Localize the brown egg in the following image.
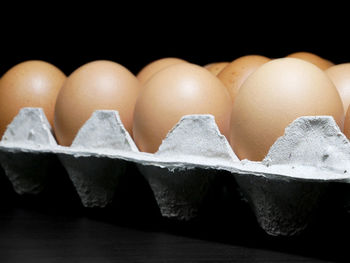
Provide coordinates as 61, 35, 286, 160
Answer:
54, 60, 139, 146
344, 106, 350, 139
286, 52, 334, 70
230, 58, 344, 161
325, 64, 350, 112
217, 55, 270, 102
204, 62, 229, 76
133, 63, 232, 153
137, 57, 187, 85
0, 60, 66, 137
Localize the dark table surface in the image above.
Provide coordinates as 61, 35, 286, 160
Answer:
0, 164, 349, 263
0, 206, 340, 263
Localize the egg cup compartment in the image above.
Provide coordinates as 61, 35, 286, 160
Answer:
235, 173, 328, 236
0, 151, 57, 195
138, 164, 218, 220
235, 115, 350, 235
1, 108, 350, 236
56, 110, 138, 208
58, 155, 127, 208
0, 108, 58, 195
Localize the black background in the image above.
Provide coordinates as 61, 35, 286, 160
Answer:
2, 38, 348, 78
1, 16, 350, 262
1, 17, 349, 77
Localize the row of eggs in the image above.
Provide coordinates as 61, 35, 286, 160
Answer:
0, 52, 348, 161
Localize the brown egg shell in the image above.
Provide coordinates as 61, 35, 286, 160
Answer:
137, 57, 187, 86
204, 62, 229, 76
325, 63, 350, 113
344, 105, 350, 139
287, 52, 334, 70
217, 55, 270, 102
0, 60, 66, 137
229, 58, 344, 161
133, 63, 232, 153
54, 60, 139, 146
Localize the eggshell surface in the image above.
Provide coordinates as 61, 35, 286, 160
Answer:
230, 58, 344, 161
344, 106, 350, 139
137, 57, 186, 85
0, 60, 66, 137
133, 63, 232, 153
217, 55, 270, 101
325, 63, 350, 112
204, 62, 229, 76
287, 52, 334, 70
54, 60, 139, 146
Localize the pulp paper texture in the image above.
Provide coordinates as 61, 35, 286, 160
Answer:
1, 108, 350, 236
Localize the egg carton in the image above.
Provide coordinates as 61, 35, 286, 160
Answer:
1, 108, 350, 236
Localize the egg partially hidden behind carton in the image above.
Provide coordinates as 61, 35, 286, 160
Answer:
137, 57, 187, 86
0, 60, 66, 138
217, 55, 270, 102
230, 58, 344, 161
133, 63, 232, 153
54, 60, 140, 146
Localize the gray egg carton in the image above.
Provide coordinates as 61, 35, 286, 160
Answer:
1, 107, 350, 236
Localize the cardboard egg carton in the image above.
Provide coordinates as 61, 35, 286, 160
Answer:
1, 107, 350, 236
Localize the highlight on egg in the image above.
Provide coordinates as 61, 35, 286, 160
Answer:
0, 60, 66, 137
133, 63, 232, 153
217, 55, 270, 102
54, 60, 139, 146
137, 57, 187, 86
229, 58, 344, 161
